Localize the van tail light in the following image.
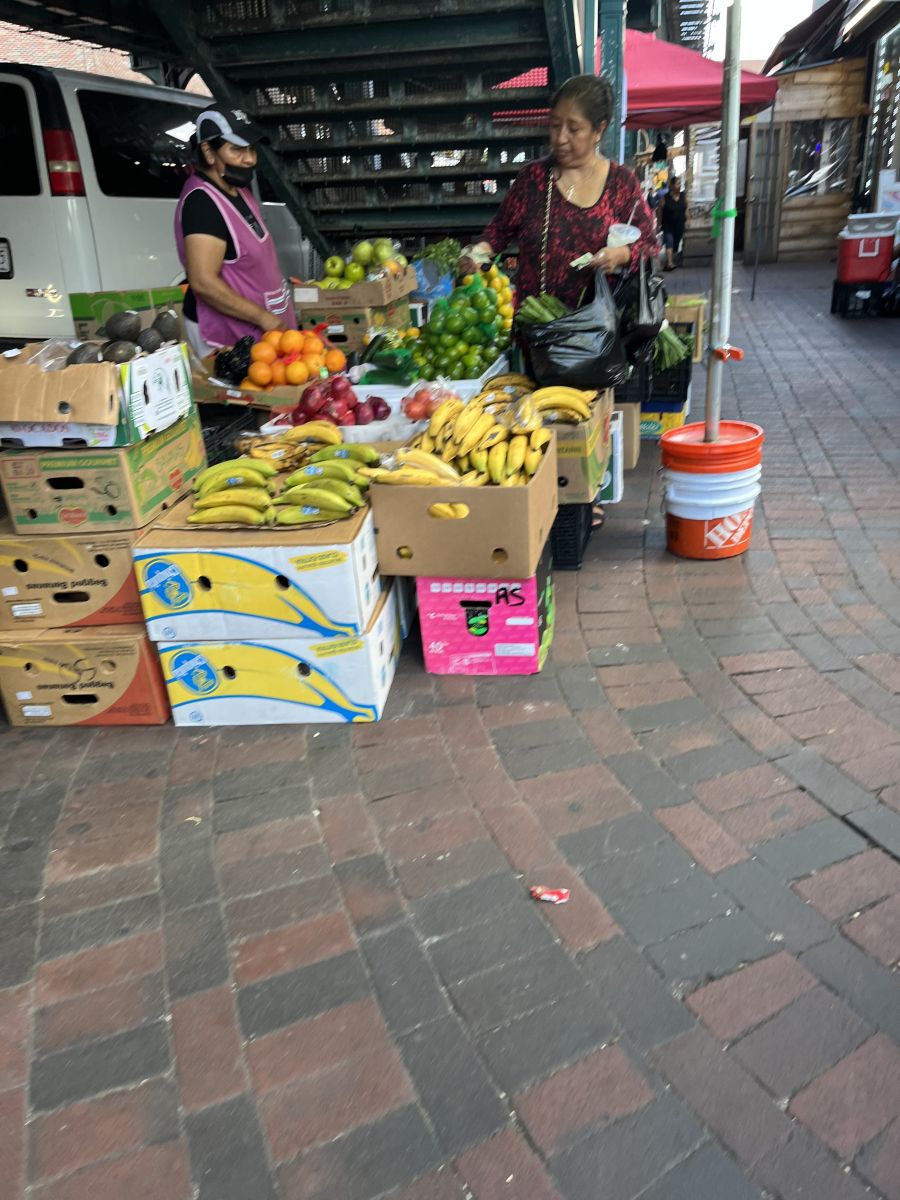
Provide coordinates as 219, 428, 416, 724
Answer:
43, 129, 85, 196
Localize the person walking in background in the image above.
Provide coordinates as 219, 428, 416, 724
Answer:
661, 175, 686, 271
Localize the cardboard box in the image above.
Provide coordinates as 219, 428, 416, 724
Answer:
293, 267, 417, 311
641, 389, 691, 441
0, 522, 142, 630
417, 543, 554, 675
0, 625, 169, 725
613, 403, 641, 470
0, 408, 205, 536
133, 499, 382, 642
159, 581, 400, 726
371, 435, 558, 580
0, 343, 193, 449
69, 287, 184, 342
598, 411, 624, 505
665, 295, 707, 363
297, 299, 412, 353
556, 389, 613, 504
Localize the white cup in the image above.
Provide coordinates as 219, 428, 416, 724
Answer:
607, 223, 641, 249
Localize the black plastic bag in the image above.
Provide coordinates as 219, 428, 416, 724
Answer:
615, 257, 666, 364
521, 269, 629, 390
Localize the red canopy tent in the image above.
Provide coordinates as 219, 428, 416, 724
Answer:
495, 29, 778, 128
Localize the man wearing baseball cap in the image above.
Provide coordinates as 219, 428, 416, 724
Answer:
175, 107, 297, 357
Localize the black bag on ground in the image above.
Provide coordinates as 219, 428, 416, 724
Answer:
615, 256, 666, 365
521, 269, 628, 390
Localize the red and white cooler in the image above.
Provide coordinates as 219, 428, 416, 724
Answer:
836, 212, 898, 284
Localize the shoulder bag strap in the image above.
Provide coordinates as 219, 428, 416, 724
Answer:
540, 168, 554, 296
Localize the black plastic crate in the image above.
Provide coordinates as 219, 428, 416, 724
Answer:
200, 404, 260, 466
550, 503, 593, 571
615, 359, 652, 405
651, 357, 692, 401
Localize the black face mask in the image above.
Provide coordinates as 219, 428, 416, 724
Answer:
222, 164, 255, 188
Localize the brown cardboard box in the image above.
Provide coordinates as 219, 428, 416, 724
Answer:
614, 403, 641, 470
665, 295, 707, 363
556, 389, 613, 504
0, 408, 206, 536
0, 522, 142, 630
0, 344, 193, 448
69, 288, 184, 343
0, 625, 169, 726
297, 299, 412, 353
293, 267, 416, 311
370, 436, 558, 579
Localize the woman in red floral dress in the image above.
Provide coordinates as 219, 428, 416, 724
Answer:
460, 75, 658, 307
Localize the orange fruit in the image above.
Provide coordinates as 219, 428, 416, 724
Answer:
302, 333, 324, 355
248, 361, 273, 386
250, 341, 277, 364
262, 330, 283, 347
285, 360, 310, 386
303, 354, 324, 375
269, 359, 287, 386
324, 349, 347, 374
279, 329, 304, 356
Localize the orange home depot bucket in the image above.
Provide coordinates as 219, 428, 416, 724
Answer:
660, 421, 765, 560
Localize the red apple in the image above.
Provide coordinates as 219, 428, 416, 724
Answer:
289, 408, 307, 426
322, 398, 350, 421
370, 396, 391, 421
302, 382, 328, 413
337, 411, 356, 427
354, 400, 375, 425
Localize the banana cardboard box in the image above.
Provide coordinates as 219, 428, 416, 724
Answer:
0, 625, 170, 726
0, 409, 205, 536
416, 544, 554, 676
555, 389, 613, 504
132, 498, 381, 642
371, 434, 558, 580
0, 520, 142, 630
158, 581, 400, 726
0, 343, 193, 449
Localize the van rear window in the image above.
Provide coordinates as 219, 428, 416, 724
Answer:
0, 82, 41, 196
78, 89, 199, 198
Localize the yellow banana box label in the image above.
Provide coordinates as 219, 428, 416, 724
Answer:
158, 581, 400, 727
0, 409, 204, 535
133, 506, 381, 642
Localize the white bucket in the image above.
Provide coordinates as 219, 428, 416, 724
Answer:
663, 463, 762, 522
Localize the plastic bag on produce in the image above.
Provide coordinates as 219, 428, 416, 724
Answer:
614, 256, 666, 365
402, 382, 460, 422
412, 259, 453, 302
521, 270, 628, 390
6, 339, 75, 372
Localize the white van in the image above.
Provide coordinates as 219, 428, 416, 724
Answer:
0, 63, 310, 347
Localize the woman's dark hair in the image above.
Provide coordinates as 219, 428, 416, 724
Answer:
191, 133, 224, 169
551, 75, 614, 130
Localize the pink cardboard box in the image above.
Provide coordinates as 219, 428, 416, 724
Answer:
416, 544, 554, 675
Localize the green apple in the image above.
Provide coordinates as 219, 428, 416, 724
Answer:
395, 253, 408, 268
351, 240, 374, 266
373, 239, 395, 265
344, 261, 366, 284
324, 255, 345, 279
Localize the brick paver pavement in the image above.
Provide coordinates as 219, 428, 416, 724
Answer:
2, 262, 900, 1199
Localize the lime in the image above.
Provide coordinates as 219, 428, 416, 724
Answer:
462, 307, 479, 327
446, 314, 465, 335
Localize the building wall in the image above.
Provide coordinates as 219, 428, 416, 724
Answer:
0, 21, 207, 92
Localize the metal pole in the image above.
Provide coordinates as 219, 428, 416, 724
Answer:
599, 0, 626, 159
704, 0, 743, 443
583, 0, 597, 75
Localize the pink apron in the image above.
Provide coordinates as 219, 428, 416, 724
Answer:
175, 175, 296, 349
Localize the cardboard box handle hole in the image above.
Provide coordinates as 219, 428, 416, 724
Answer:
197, 576, 212, 591
13, 559, 27, 573
46, 476, 84, 490
54, 591, 89, 604
94, 554, 109, 568
491, 548, 509, 563
62, 694, 96, 705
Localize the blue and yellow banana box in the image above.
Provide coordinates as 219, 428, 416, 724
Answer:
132, 497, 382, 642
157, 581, 400, 726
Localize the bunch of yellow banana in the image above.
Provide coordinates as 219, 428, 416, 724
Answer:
529, 386, 596, 424
398, 395, 552, 487
483, 371, 536, 400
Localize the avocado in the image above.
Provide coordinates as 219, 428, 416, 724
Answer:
66, 342, 103, 366
104, 310, 142, 343
135, 328, 164, 354
152, 310, 181, 342
102, 340, 138, 364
